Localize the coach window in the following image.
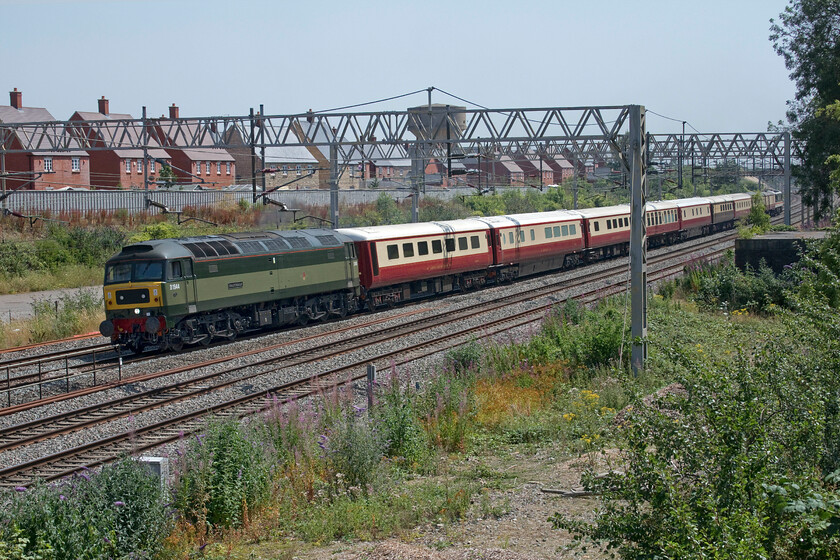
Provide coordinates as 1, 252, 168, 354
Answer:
418, 241, 429, 256
508, 232, 514, 244
471, 235, 481, 249
445, 238, 456, 252
570, 224, 576, 235
529, 230, 535, 241
458, 237, 468, 251
606, 220, 612, 230
545, 227, 553, 239
553, 226, 561, 237
402, 243, 414, 258
519, 231, 525, 242
594, 222, 600, 232
561, 224, 569, 236
625, 217, 630, 227
432, 239, 443, 254
387, 244, 399, 260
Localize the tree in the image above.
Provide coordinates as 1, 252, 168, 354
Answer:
157, 163, 177, 189
770, 0, 840, 218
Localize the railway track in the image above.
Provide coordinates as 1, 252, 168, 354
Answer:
0, 232, 736, 485
0, 203, 804, 485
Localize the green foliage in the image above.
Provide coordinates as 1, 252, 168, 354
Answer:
539, 299, 628, 373
746, 191, 771, 232
0, 459, 169, 560
793, 209, 840, 307
28, 288, 102, 342
682, 253, 792, 313
375, 368, 432, 472
420, 366, 476, 452
171, 420, 272, 529
127, 221, 182, 242
771, 0, 840, 218
552, 299, 840, 559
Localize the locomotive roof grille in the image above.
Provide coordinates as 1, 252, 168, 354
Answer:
286, 237, 310, 249
120, 244, 155, 254
262, 239, 290, 251
315, 234, 339, 246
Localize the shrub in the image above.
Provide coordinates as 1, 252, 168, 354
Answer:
171, 420, 272, 529
0, 459, 169, 560
375, 367, 432, 471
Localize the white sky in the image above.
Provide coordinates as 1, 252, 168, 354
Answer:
0, 0, 796, 135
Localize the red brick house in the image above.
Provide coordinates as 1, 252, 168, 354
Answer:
512, 153, 554, 188
0, 89, 90, 191
69, 97, 170, 189
155, 104, 236, 188
540, 154, 575, 184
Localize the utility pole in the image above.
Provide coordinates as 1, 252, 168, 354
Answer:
629, 105, 647, 376
1, 150, 6, 214
678, 120, 685, 193
142, 106, 149, 208
784, 131, 791, 226
259, 104, 266, 194
329, 142, 339, 228
250, 108, 257, 203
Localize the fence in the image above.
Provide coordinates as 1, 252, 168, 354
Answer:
1, 186, 526, 216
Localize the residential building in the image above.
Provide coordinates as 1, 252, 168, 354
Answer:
155, 104, 235, 188
0, 89, 90, 191
68, 96, 170, 189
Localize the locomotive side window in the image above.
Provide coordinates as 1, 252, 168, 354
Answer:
458, 237, 468, 251
387, 244, 399, 260
432, 240, 443, 254
418, 241, 429, 256
182, 260, 193, 277
403, 243, 414, 258
445, 238, 456, 252
471, 235, 481, 249
170, 261, 182, 279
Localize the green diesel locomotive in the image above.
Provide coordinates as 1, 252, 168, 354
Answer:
99, 229, 360, 352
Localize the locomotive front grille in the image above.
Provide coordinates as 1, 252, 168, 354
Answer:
115, 288, 151, 305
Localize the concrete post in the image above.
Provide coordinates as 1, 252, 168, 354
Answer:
629, 105, 647, 376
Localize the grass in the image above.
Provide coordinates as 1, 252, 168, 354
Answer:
0, 264, 102, 295
0, 287, 103, 348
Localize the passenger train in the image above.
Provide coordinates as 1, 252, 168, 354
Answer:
99, 190, 784, 352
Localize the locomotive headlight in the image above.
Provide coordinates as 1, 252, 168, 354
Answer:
134, 308, 140, 315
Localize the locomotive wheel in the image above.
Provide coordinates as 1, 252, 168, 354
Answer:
198, 334, 211, 347
168, 337, 184, 352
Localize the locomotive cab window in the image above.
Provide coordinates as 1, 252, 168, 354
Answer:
169, 261, 182, 279
135, 261, 164, 282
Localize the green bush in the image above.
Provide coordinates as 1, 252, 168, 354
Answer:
28, 288, 101, 341
375, 368, 432, 471
0, 459, 169, 560
171, 420, 272, 528
552, 299, 840, 559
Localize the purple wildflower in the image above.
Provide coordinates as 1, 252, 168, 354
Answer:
60, 494, 67, 501
79, 473, 90, 481
14, 486, 26, 492
114, 501, 125, 507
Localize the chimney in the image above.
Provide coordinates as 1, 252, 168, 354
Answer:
306, 109, 314, 123
98, 96, 109, 115
169, 104, 179, 119
9, 88, 22, 109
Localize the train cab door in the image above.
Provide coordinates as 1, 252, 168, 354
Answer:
169, 259, 197, 315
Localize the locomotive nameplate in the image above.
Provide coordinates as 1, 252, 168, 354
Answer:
228, 282, 244, 289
